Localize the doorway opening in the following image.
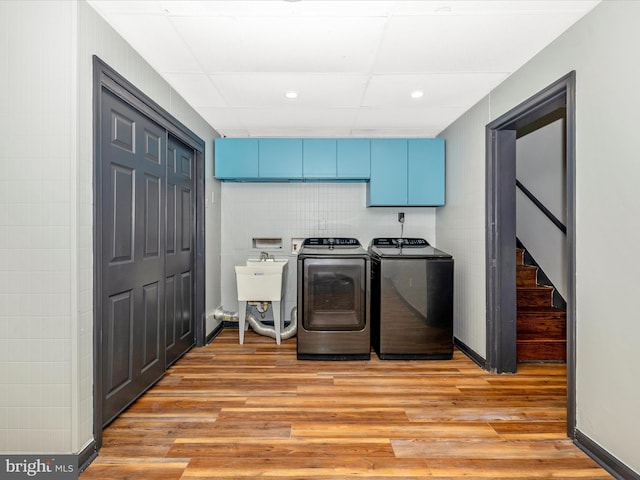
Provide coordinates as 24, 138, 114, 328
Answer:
485, 72, 576, 436
515, 107, 567, 363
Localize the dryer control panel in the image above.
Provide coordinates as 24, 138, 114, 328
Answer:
303, 237, 361, 248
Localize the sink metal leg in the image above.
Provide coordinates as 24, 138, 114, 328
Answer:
238, 300, 247, 344
272, 301, 281, 345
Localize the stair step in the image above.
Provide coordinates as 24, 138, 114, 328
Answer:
515, 248, 565, 363
517, 340, 566, 362
516, 265, 538, 287
517, 307, 566, 340
517, 285, 554, 307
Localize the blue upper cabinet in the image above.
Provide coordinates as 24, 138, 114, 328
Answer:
214, 137, 444, 203
408, 138, 445, 206
303, 139, 336, 178
367, 138, 445, 206
214, 138, 259, 179
368, 139, 408, 206
259, 138, 303, 179
337, 139, 370, 179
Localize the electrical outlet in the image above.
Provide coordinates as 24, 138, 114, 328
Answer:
291, 238, 304, 255
398, 212, 405, 223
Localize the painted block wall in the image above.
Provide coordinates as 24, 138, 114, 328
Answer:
438, 1, 640, 473
0, 0, 220, 455
437, 98, 490, 357
0, 0, 76, 453
219, 182, 437, 318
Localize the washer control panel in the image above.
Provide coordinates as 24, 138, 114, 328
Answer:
372, 237, 430, 248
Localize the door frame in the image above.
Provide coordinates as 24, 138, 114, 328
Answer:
485, 71, 576, 436
92, 56, 206, 448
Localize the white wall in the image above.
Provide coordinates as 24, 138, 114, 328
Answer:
437, 97, 491, 357
0, 0, 77, 453
516, 119, 567, 299
516, 120, 566, 224
438, 1, 640, 473
0, 0, 220, 454
219, 182, 436, 318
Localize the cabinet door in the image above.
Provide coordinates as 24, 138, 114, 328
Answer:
368, 139, 408, 206
259, 138, 303, 179
303, 139, 336, 178
337, 139, 370, 179
408, 139, 445, 206
214, 138, 259, 179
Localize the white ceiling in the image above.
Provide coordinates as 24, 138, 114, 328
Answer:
87, 0, 599, 138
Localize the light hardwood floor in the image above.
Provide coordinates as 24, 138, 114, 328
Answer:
81, 329, 611, 479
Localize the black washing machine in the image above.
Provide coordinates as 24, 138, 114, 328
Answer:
369, 238, 453, 360
297, 238, 371, 360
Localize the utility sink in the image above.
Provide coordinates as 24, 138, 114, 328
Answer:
235, 259, 288, 301
235, 258, 288, 345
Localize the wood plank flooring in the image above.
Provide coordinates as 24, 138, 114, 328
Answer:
81, 329, 611, 479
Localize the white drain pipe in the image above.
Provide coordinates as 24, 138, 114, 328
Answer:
213, 305, 298, 341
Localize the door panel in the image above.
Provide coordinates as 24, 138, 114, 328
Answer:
110, 165, 134, 263
165, 137, 195, 366
181, 189, 191, 252
180, 272, 192, 338
167, 184, 176, 254
144, 174, 161, 258
101, 90, 166, 426
104, 290, 133, 396
141, 281, 161, 371
111, 111, 134, 152
144, 129, 161, 164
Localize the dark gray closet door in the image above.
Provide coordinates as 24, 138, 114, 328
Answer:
101, 90, 166, 426
165, 136, 195, 366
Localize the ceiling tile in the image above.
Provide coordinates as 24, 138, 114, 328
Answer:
363, 73, 509, 108
374, 11, 595, 73
161, 0, 397, 17
88, 0, 165, 15
101, 13, 201, 72
209, 74, 369, 108
163, 73, 227, 107
355, 106, 465, 134
197, 107, 247, 133
235, 107, 359, 129
171, 15, 387, 73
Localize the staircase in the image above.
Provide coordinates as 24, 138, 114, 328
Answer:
516, 248, 566, 362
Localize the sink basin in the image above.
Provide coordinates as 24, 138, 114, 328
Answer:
235, 259, 288, 301
245, 258, 288, 266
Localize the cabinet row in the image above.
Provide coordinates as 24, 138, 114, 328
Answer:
214, 137, 445, 206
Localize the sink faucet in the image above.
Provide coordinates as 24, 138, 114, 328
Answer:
260, 251, 270, 261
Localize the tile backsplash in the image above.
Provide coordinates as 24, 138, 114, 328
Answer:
220, 182, 437, 319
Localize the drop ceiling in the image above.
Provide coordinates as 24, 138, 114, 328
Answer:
87, 0, 599, 138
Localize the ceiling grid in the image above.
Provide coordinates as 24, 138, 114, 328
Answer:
88, 0, 599, 138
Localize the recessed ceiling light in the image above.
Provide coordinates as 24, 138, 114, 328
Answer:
410, 90, 424, 99
285, 91, 298, 99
